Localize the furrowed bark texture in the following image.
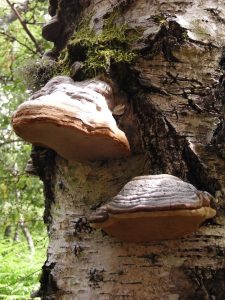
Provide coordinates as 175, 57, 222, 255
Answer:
36, 1, 225, 299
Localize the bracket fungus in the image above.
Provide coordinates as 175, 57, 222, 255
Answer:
42, 16, 62, 42
12, 76, 130, 161
89, 174, 216, 242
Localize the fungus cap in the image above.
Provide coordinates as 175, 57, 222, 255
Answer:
89, 174, 216, 242
42, 16, 62, 42
12, 76, 130, 161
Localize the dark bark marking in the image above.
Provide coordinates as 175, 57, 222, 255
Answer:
73, 242, 84, 257
137, 253, 160, 264
184, 267, 225, 300
88, 268, 105, 288
73, 217, 93, 237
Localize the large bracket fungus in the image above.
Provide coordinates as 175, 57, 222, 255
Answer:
12, 76, 130, 161
89, 174, 216, 242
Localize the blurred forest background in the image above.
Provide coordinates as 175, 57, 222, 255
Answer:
0, 1, 49, 298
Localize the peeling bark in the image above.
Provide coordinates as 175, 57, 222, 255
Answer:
32, 0, 225, 299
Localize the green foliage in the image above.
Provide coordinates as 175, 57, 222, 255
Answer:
65, 14, 140, 76
0, 1, 50, 85
0, 1, 50, 298
152, 13, 167, 25
0, 150, 45, 225
0, 0, 49, 220
0, 233, 47, 299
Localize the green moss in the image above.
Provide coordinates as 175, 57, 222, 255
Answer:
62, 14, 141, 77
20, 15, 141, 88
152, 14, 167, 25
182, 31, 189, 40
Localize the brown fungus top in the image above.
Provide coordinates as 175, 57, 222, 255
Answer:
89, 174, 216, 242
12, 76, 130, 162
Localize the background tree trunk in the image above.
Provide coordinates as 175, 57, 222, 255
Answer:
19, 219, 35, 255
34, 1, 225, 299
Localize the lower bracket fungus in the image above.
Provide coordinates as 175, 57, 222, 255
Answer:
89, 174, 216, 242
12, 76, 130, 161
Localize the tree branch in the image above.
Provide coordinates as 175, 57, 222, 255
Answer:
0, 30, 36, 54
13, 222, 20, 241
5, 0, 43, 55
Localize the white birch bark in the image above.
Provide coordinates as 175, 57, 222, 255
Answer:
34, 1, 225, 299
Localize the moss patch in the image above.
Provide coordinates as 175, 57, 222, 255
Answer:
20, 15, 141, 89
60, 15, 141, 78
20, 59, 62, 91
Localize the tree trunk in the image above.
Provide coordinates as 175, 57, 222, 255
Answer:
13, 222, 20, 242
4, 225, 12, 238
19, 219, 35, 255
33, 1, 225, 299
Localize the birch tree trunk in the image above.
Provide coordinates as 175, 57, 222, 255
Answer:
33, 1, 225, 299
